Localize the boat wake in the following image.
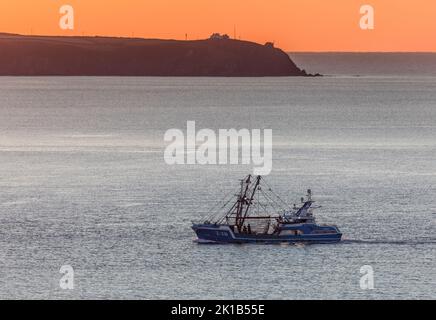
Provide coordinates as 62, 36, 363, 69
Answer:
341, 239, 436, 245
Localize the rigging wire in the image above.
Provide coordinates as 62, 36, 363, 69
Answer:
261, 178, 291, 208
198, 184, 240, 223
196, 175, 293, 224
259, 187, 285, 213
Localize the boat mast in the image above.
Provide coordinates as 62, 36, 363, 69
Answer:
235, 174, 252, 232
234, 177, 244, 220
239, 175, 261, 230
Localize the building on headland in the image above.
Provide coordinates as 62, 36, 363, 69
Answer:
209, 33, 230, 40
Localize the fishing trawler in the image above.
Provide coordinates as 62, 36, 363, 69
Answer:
192, 175, 342, 244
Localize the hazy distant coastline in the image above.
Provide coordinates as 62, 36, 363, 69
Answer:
0, 33, 306, 77
290, 52, 436, 76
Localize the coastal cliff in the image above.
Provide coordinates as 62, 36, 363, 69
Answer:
0, 33, 307, 76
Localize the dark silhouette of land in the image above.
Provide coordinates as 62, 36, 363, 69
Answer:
0, 33, 308, 76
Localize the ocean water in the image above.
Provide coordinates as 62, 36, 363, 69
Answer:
0, 74, 435, 299
290, 52, 436, 76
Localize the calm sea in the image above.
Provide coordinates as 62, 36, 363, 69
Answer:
0, 54, 435, 299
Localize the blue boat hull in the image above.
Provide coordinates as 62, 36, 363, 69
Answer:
192, 223, 342, 244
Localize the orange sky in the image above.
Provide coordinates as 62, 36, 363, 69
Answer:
1, 0, 435, 51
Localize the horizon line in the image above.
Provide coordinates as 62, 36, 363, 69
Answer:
287, 51, 436, 54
